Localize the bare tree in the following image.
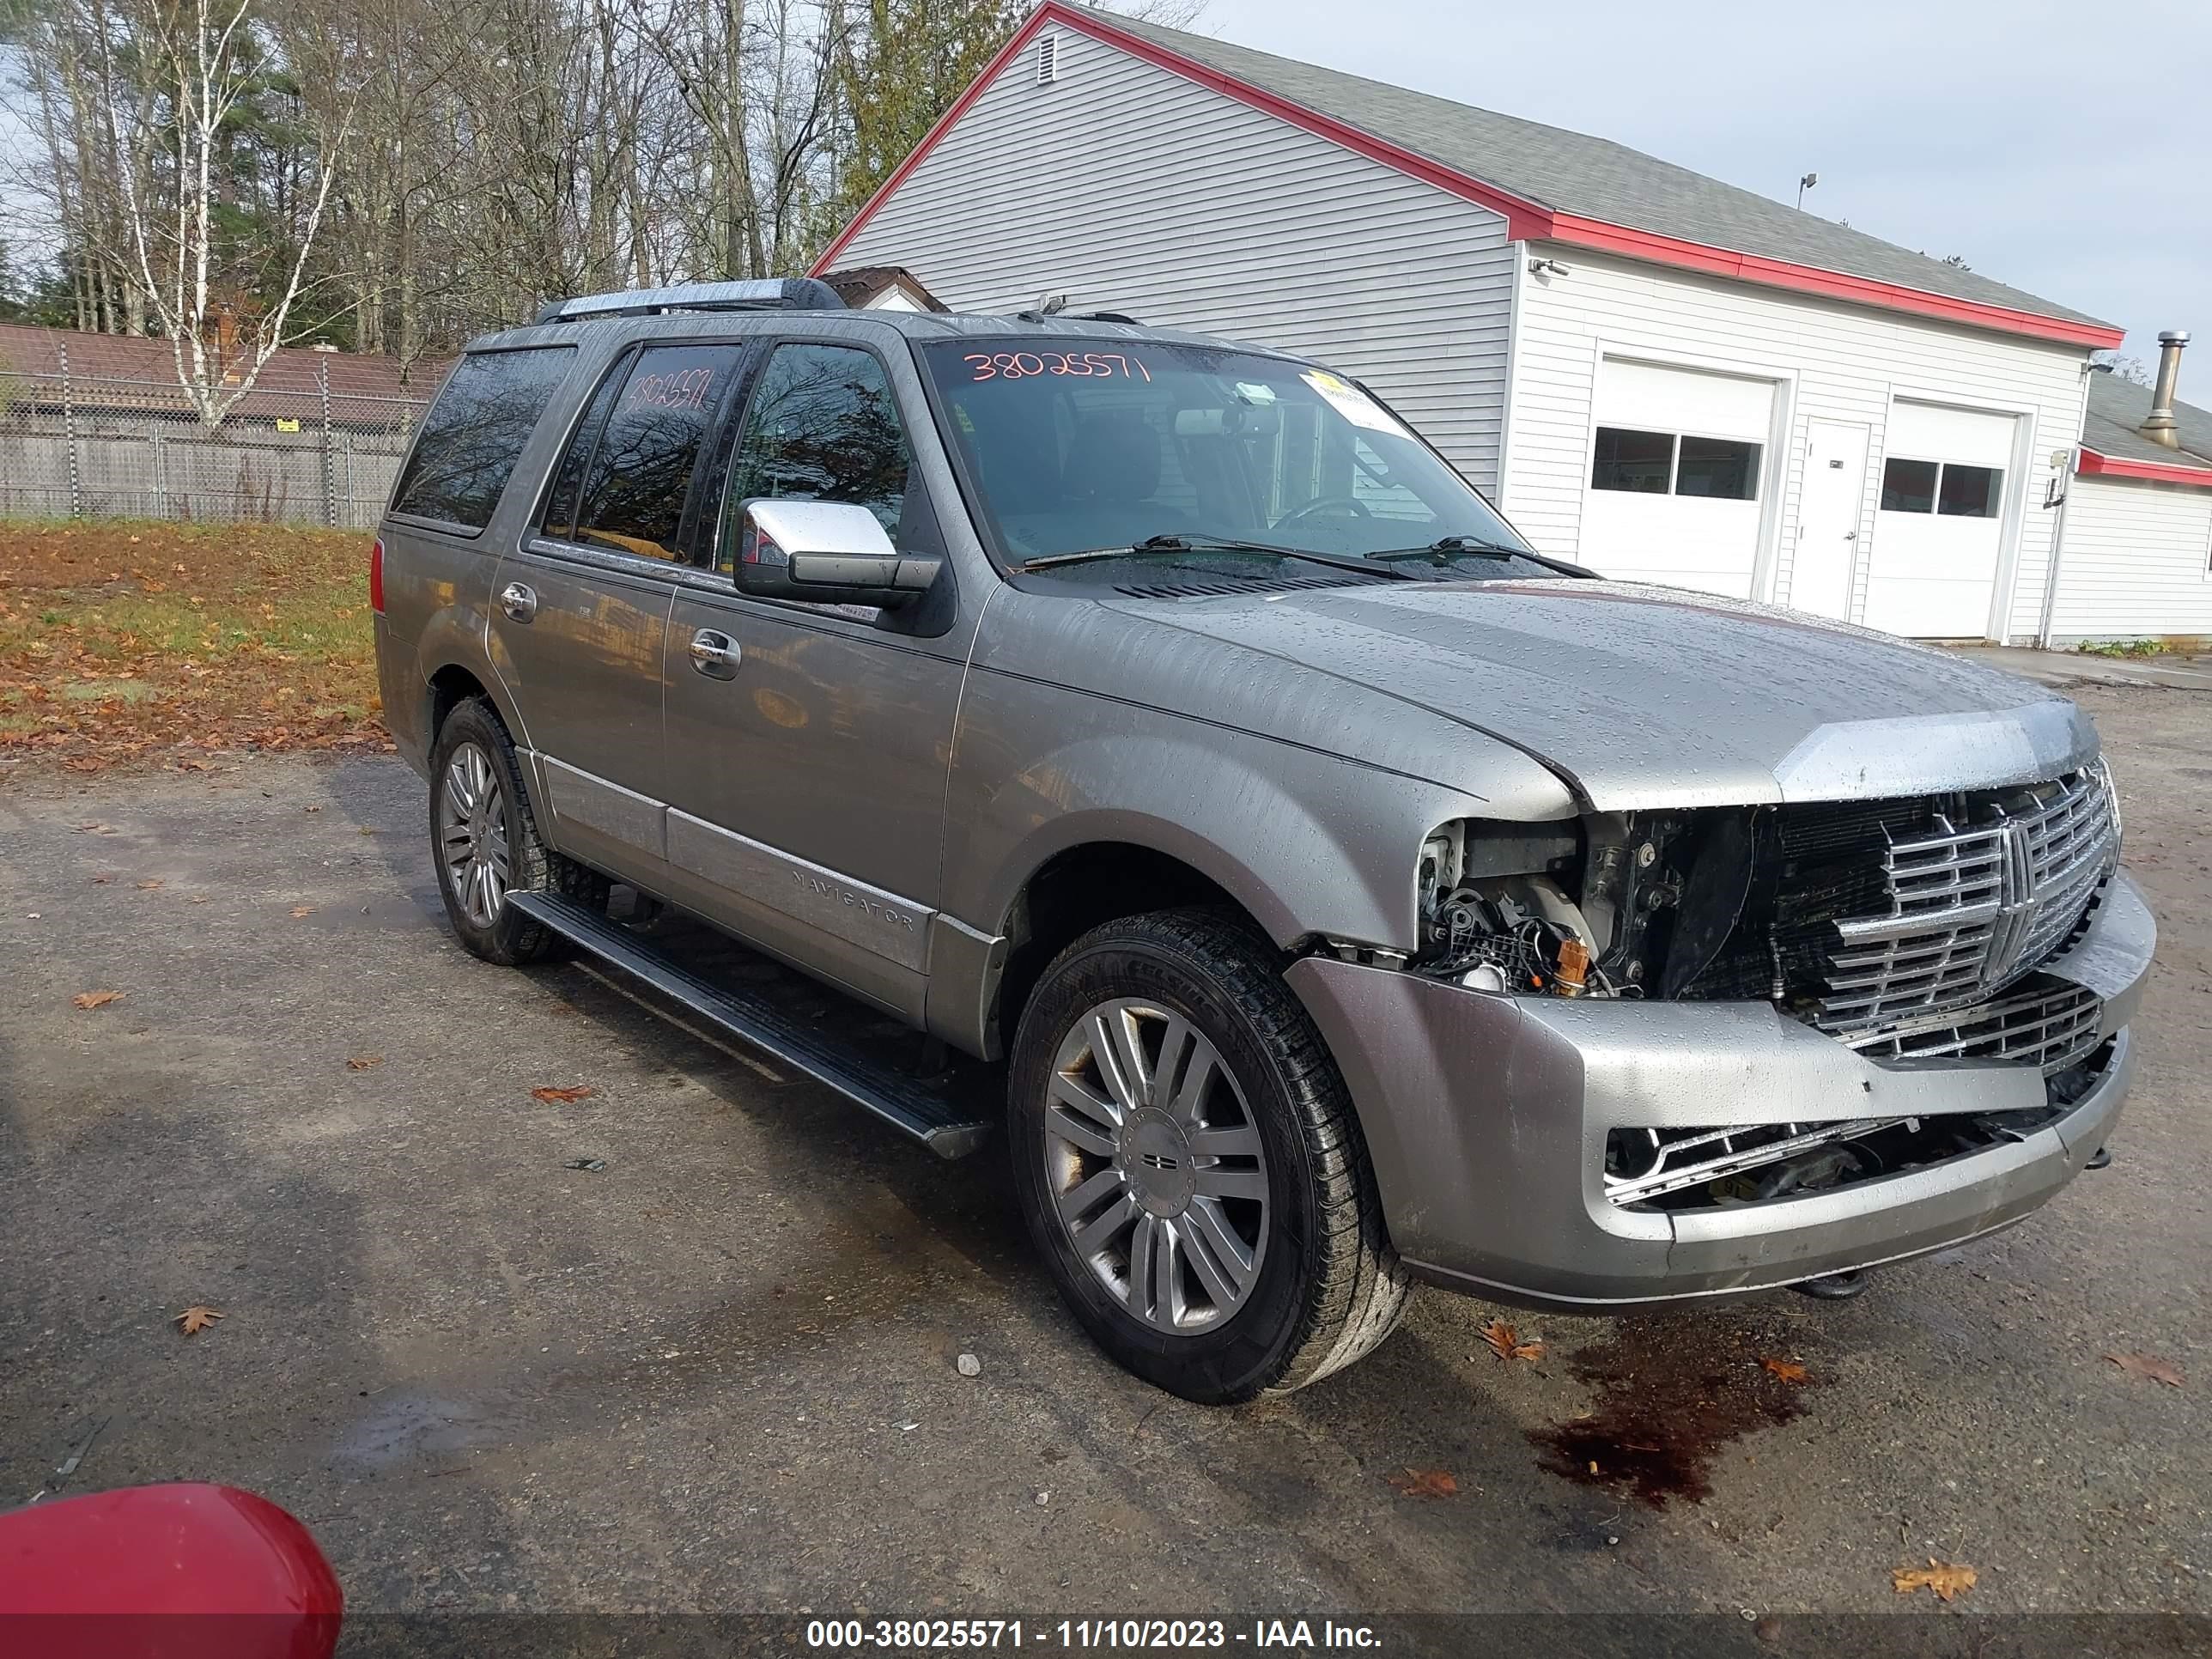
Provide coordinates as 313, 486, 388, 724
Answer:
92, 0, 356, 423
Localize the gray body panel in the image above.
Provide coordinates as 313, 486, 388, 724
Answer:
374, 301, 2154, 1318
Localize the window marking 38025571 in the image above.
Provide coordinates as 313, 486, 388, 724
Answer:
963, 351, 1152, 383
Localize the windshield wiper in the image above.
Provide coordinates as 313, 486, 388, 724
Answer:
1017, 533, 1416, 580
1362, 536, 1592, 578
1364, 535, 1525, 562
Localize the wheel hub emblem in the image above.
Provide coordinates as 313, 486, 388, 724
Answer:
1121, 1108, 1196, 1217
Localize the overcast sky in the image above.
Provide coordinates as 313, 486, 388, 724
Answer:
1198, 0, 2206, 362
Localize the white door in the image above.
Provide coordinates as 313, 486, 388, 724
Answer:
1789, 419, 1870, 621
1863, 400, 2016, 637
1579, 358, 1775, 599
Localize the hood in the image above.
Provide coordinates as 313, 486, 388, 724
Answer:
1102, 580, 2097, 811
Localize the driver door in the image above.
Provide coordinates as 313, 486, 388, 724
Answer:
659, 338, 968, 1022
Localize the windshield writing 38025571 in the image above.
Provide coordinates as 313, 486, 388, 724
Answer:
963, 351, 1152, 383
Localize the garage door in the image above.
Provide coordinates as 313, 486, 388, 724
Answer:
1863, 400, 2015, 637
1581, 358, 1774, 599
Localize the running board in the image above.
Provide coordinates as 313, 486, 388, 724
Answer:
507, 890, 995, 1159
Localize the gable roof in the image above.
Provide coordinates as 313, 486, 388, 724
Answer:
2077, 368, 2212, 486
817, 2, 2122, 351
820, 265, 949, 312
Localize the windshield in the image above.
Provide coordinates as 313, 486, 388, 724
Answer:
920, 337, 1559, 579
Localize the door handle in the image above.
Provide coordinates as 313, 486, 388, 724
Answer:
499, 581, 538, 623
688, 629, 743, 679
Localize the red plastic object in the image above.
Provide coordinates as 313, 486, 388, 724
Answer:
0, 1483, 342, 1659
368, 536, 386, 614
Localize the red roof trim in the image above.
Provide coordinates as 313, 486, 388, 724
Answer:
2077, 446, 2212, 488
815, 1, 2123, 351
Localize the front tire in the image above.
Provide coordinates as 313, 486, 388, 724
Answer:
1008, 909, 1407, 1403
428, 697, 606, 965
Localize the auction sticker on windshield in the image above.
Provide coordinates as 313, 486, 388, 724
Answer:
1300, 368, 1407, 436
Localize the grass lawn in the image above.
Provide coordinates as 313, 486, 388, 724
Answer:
0, 519, 386, 773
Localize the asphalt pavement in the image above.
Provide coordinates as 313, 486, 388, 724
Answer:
1, 680, 2205, 1644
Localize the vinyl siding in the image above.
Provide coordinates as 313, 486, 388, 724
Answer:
830, 28, 1516, 491
2046, 476, 2212, 641
1502, 248, 2090, 640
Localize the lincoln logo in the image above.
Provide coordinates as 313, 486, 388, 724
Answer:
1982, 818, 2040, 988
1141, 1152, 1180, 1172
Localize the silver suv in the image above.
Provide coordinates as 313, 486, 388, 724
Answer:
372, 280, 2154, 1402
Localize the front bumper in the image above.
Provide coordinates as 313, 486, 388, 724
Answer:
1287, 872, 2155, 1311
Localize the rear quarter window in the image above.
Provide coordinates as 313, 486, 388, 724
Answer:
390, 345, 575, 530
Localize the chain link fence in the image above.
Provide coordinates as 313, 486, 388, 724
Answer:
0, 349, 431, 529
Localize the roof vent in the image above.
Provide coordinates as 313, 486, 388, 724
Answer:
2142, 330, 2189, 449
1036, 32, 1060, 84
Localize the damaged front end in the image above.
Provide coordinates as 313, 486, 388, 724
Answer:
1403, 763, 2130, 1217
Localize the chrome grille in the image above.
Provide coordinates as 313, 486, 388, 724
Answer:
1605, 1116, 1911, 1206
1818, 763, 2117, 1032
1845, 979, 2103, 1073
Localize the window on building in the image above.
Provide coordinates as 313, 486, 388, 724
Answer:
1590, 427, 1674, 493
720, 343, 913, 569
1591, 426, 1760, 500
562, 343, 747, 560
1936, 462, 2002, 519
1881, 456, 2002, 519
391, 346, 574, 529
1674, 435, 1762, 501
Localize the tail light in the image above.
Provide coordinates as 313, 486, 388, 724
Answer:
368, 538, 385, 614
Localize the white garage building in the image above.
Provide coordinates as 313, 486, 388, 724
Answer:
2044, 356, 2212, 646
815, 3, 2142, 641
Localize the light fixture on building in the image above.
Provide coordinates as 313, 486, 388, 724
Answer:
1527, 258, 1571, 279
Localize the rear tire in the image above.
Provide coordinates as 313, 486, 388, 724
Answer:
1008, 908, 1407, 1403
428, 697, 608, 965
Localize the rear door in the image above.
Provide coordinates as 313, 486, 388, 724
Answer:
489, 338, 752, 887
659, 337, 967, 1022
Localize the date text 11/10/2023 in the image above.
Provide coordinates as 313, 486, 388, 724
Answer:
802, 1617, 1382, 1650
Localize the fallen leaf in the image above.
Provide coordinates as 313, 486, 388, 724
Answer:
346, 1055, 384, 1072
136, 878, 163, 890
188, 896, 210, 905
72, 989, 125, 1010
89, 875, 112, 884
1480, 1317, 1545, 1362
532, 1085, 596, 1103
1893, 1559, 1977, 1601
289, 905, 316, 918
2106, 1352, 2185, 1388
176, 1305, 225, 1336
1385, 1468, 1458, 1499
1762, 1357, 1810, 1384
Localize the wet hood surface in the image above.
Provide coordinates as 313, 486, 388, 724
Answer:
1104, 580, 2097, 810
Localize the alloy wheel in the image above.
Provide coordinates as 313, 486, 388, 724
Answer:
1042, 998, 1271, 1334
436, 740, 512, 929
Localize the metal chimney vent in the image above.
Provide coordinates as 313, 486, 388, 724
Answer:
1036, 33, 1060, 84
2142, 330, 2190, 449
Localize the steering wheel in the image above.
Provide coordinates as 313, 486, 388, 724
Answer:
1274, 495, 1373, 526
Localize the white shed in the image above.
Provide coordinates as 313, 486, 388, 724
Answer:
2043, 356, 2212, 646
815, 3, 2136, 641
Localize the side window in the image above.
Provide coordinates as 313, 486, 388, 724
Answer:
720, 343, 911, 568
390, 345, 574, 529
566, 343, 744, 561
540, 358, 627, 541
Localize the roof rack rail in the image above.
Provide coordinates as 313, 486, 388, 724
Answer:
535, 278, 846, 325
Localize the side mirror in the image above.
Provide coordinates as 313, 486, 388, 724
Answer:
734, 499, 941, 609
